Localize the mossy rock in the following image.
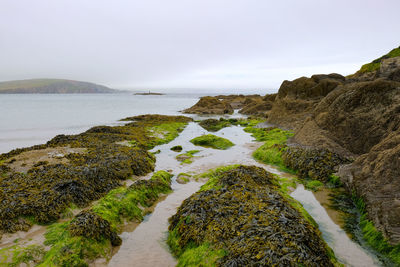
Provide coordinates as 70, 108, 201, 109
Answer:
198, 118, 232, 132
190, 134, 234, 150
176, 173, 191, 184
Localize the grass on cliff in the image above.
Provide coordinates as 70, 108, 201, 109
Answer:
357, 46, 400, 74
245, 127, 294, 169
190, 134, 234, 150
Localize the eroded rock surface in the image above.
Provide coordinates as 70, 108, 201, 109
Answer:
183, 96, 233, 114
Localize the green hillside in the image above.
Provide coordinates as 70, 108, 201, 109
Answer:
0, 79, 118, 94
357, 46, 400, 74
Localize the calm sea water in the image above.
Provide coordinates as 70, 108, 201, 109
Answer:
0, 93, 203, 153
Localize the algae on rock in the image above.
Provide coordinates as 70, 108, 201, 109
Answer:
190, 134, 234, 150
168, 165, 338, 266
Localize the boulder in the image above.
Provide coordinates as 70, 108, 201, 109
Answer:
239, 93, 276, 116
183, 96, 233, 114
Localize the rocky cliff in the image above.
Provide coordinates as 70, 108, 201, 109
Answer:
267, 47, 400, 244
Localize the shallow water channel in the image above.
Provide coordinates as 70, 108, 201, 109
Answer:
108, 122, 382, 267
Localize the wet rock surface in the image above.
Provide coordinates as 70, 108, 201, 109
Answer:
169, 166, 335, 266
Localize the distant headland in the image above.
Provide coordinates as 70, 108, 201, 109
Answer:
0, 79, 119, 94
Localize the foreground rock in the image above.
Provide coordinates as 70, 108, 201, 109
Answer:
183, 96, 233, 114
168, 166, 336, 266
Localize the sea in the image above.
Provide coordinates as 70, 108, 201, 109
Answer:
0, 93, 204, 154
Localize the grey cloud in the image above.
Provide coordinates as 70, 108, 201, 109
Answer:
0, 0, 399, 92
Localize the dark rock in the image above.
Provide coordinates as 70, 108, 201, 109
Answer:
267, 74, 344, 129
183, 96, 233, 114
170, 145, 183, 152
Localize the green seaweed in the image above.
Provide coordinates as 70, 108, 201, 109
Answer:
305, 180, 324, 192
176, 150, 201, 165
247, 127, 293, 169
190, 134, 234, 150
148, 122, 188, 147
92, 170, 173, 228
40, 222, 110, 267
353, 195, 400, 265
0, 244, 45, 267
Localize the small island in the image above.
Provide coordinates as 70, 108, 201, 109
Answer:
134, 91, 164, 95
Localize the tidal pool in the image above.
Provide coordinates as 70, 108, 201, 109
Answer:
108, 122, 382, 267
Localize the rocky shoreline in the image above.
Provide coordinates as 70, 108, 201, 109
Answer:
0, 46, 399, 266
180, 46, 400, 264
184, 46, 400, 245
0, 114, 191, 265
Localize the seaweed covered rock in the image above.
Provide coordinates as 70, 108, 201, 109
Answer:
170, 145, 183, 152
282, 146, 351, 181
0, 114, 190, 233
198, 118, 237, 132
169, 166, 335, 266
68, 211, 121, 246
183, 96, 233, 114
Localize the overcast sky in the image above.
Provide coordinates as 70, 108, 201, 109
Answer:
0, 0, 399, 93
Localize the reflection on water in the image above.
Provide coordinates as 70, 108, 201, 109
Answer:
291, 185, 382, 267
